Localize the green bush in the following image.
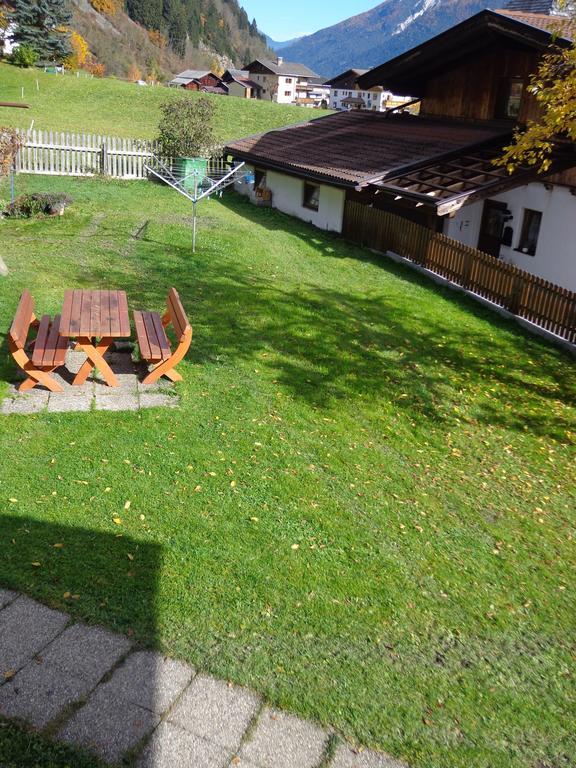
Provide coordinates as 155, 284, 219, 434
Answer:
4, 192, 72, 217
156, 95, 216, 158
9, 44, 38, 68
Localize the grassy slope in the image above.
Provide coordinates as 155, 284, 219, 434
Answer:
0, 63, 330, 140
0, 176, 575, 768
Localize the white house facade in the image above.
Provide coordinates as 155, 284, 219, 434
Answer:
245, 57, 322, 105
445, 183, 576, 291
235, 164, 345, 232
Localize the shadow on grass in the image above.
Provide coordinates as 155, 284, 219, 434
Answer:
71, 194, 575, 442
0, 514, 165, 764
0, 514, 161, 646
1, 190, 573, 441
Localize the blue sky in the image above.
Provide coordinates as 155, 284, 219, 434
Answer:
241, 0, 378, 41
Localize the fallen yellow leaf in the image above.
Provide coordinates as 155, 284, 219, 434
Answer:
113, 517, 122, 525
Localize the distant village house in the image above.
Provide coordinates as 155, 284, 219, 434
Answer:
326, 68, 411, 112
244, 57, 324, 105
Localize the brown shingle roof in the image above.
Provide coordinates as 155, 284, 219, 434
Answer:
496, 9, 574, 38
225, 111, 513, 187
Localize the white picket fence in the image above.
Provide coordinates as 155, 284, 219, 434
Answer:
16, 129, 156, 179
15, 129, 225, 179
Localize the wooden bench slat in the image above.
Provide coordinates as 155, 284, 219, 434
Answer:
69, 289, 83, 336
100, 290, 112, 337
167, 288, 190, 341
142, 311, 163, 361
9, 290, 34, 349
32, 315, 52, 366
151, 312, 171, 361
41, 315, 68, 368
109, 291, 120, 336
60, 290, 73, 336
118, 291, 131, 337
134, 310, 152, 361
89, 290, 101, 338
79, 291, 92, 336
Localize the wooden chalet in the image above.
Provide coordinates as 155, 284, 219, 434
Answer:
226, 3, 576, 294
169, 70, 228, 94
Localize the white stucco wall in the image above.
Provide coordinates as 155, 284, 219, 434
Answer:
234, 164, 345, 232
444, 182, 576, 291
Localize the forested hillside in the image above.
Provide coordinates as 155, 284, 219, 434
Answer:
68, 0, 271, 80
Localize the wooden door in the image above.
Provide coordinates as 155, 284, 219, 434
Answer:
478, 200, 508, 258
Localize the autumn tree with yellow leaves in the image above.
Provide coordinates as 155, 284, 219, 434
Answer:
499, 5, 576, 173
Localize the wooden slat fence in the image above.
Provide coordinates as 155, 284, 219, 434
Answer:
343, 200, 576, 343
15, 129, 225, 180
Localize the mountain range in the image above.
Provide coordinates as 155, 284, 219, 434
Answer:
275, 0, 496, 78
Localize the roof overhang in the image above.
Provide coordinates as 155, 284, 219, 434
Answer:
357, 9, 572, 93
366, 141, 576, 216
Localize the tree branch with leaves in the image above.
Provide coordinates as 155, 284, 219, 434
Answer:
0, 128, 23, 177
498, 9, 576, 173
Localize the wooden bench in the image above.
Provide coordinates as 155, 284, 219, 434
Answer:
9, 289, 69, 392
134, 288, 192, 385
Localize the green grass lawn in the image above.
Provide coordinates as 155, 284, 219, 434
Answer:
0, 175, 574, 768
0, 62, 331, 140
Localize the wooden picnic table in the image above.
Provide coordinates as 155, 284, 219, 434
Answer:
59, 289, 130, 387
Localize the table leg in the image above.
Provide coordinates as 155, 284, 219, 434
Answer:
73, 337, 118, 387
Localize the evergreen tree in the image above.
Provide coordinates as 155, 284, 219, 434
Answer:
126, 0, 162, 30
10, 0, 72, 62
168, 1, 187, 57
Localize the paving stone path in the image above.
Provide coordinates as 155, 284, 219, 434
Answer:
1, 348, 179, 416
0, 589, 408, 768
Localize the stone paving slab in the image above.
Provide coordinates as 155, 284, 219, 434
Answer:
0, 587, 410, 768
41, 623, 131, 687
58, 684, 161, 763
330, 744, 409, 768
140, 392, 180, 409
2, 350, 180, 415
0, 661, 91, 729
94, 374, 139, 394
239, 707, 329, 768
137, 722, 231, 768
169, 673, 260, 751
47, 393, 92, 413
94, 393, 140, 411
0, 597, 69, 676
0, 589, 18, 609
103, 651, 193, 714
1, 391, 49, 415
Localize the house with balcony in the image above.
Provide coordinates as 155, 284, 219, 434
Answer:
293, 77, 330, 108
244, 57, 322, 104
326, 68, 411, 112
226, 3, 576, 292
